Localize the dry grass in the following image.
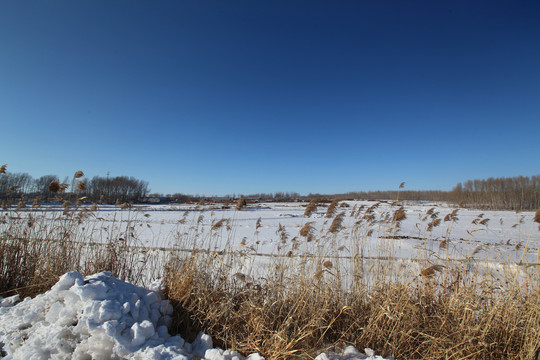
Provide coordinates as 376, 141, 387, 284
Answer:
534, 208, 540, 224
0, 195, 161, 299
236, 198, 247, 210
304, 199, 317, 217
325, 199, 339, 218
162, 202, 540, 360
164, 250, 539, 360
2, 169, 539, 359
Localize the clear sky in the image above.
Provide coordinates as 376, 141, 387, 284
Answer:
1, 1, 539, 196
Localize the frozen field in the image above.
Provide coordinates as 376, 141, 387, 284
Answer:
9, 199, 538, 285
25, 200, 537, 261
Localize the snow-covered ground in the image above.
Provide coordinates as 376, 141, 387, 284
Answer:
15, 200, 538, 263
2, 200, 538, 359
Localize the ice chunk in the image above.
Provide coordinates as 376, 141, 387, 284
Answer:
205, 348, 225, 360
344, 345, 361, 355
315, 353, 330, 360
52, 271, 84, 292
192, 332, 213, 356
45, 301, 64, 324
98, 299, 123, 322
143, 291, 159, 305
76, 279, 108, 300
131, 320, 155, 346
0, 294, 19, 308
120, 302, 130, 316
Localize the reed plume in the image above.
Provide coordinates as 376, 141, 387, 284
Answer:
328, 212, 345, 233
534, 208, 540, 223
325, 199, 339, 218
236, 198, 247, 210
392, 207, 406, 223
304, 199, 317, 217
76, 180, 86, 191
420, 264, 443, 277
49, 180, 60, 193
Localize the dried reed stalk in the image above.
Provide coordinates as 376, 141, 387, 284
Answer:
212, 218, 226, 230
76, 180, 86, 191
236, 198, 247, 210
49, 180, 60, 193
304, 199, 317, 217
328, 212, 345, 233
392, 207, 406, 223
325, 200, 339, 218
420, 264, 443, 277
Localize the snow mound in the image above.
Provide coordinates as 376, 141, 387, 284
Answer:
0, 271, 263, 360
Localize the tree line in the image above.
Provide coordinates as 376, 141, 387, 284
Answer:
450, 175, 540, 210
0, 171, 150, 204
1, 166, 538, 210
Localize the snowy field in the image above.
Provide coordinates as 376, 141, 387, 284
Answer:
1, 200, 538, 359
14, 200, 539, 262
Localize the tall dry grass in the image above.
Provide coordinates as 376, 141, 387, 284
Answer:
0, 169, 162, 298
164, 202, 540, 360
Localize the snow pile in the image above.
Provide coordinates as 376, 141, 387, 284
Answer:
0, 272, 390, 360
0, 271, 263, 360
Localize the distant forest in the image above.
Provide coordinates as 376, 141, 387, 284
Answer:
328, 175, 540, 211
0, 170, 149, 204
0, 167, 538, 210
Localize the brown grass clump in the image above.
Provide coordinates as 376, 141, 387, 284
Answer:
76, 180, 86, 191
444, 209, 459, 222
427, 218, 441, 231
325, 199, 339, 218
534, 208, 540, 223
392, 207, 406, 223
420, 264, 443, 277
49, 180, 60, 193
299, 222, 314, 238
328, 212, 345, 234
212, 218, 226, 230
236, 198, 247, 210
304, 199, 318, 217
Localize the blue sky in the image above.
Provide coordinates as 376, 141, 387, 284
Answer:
1, 1, 539, 195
